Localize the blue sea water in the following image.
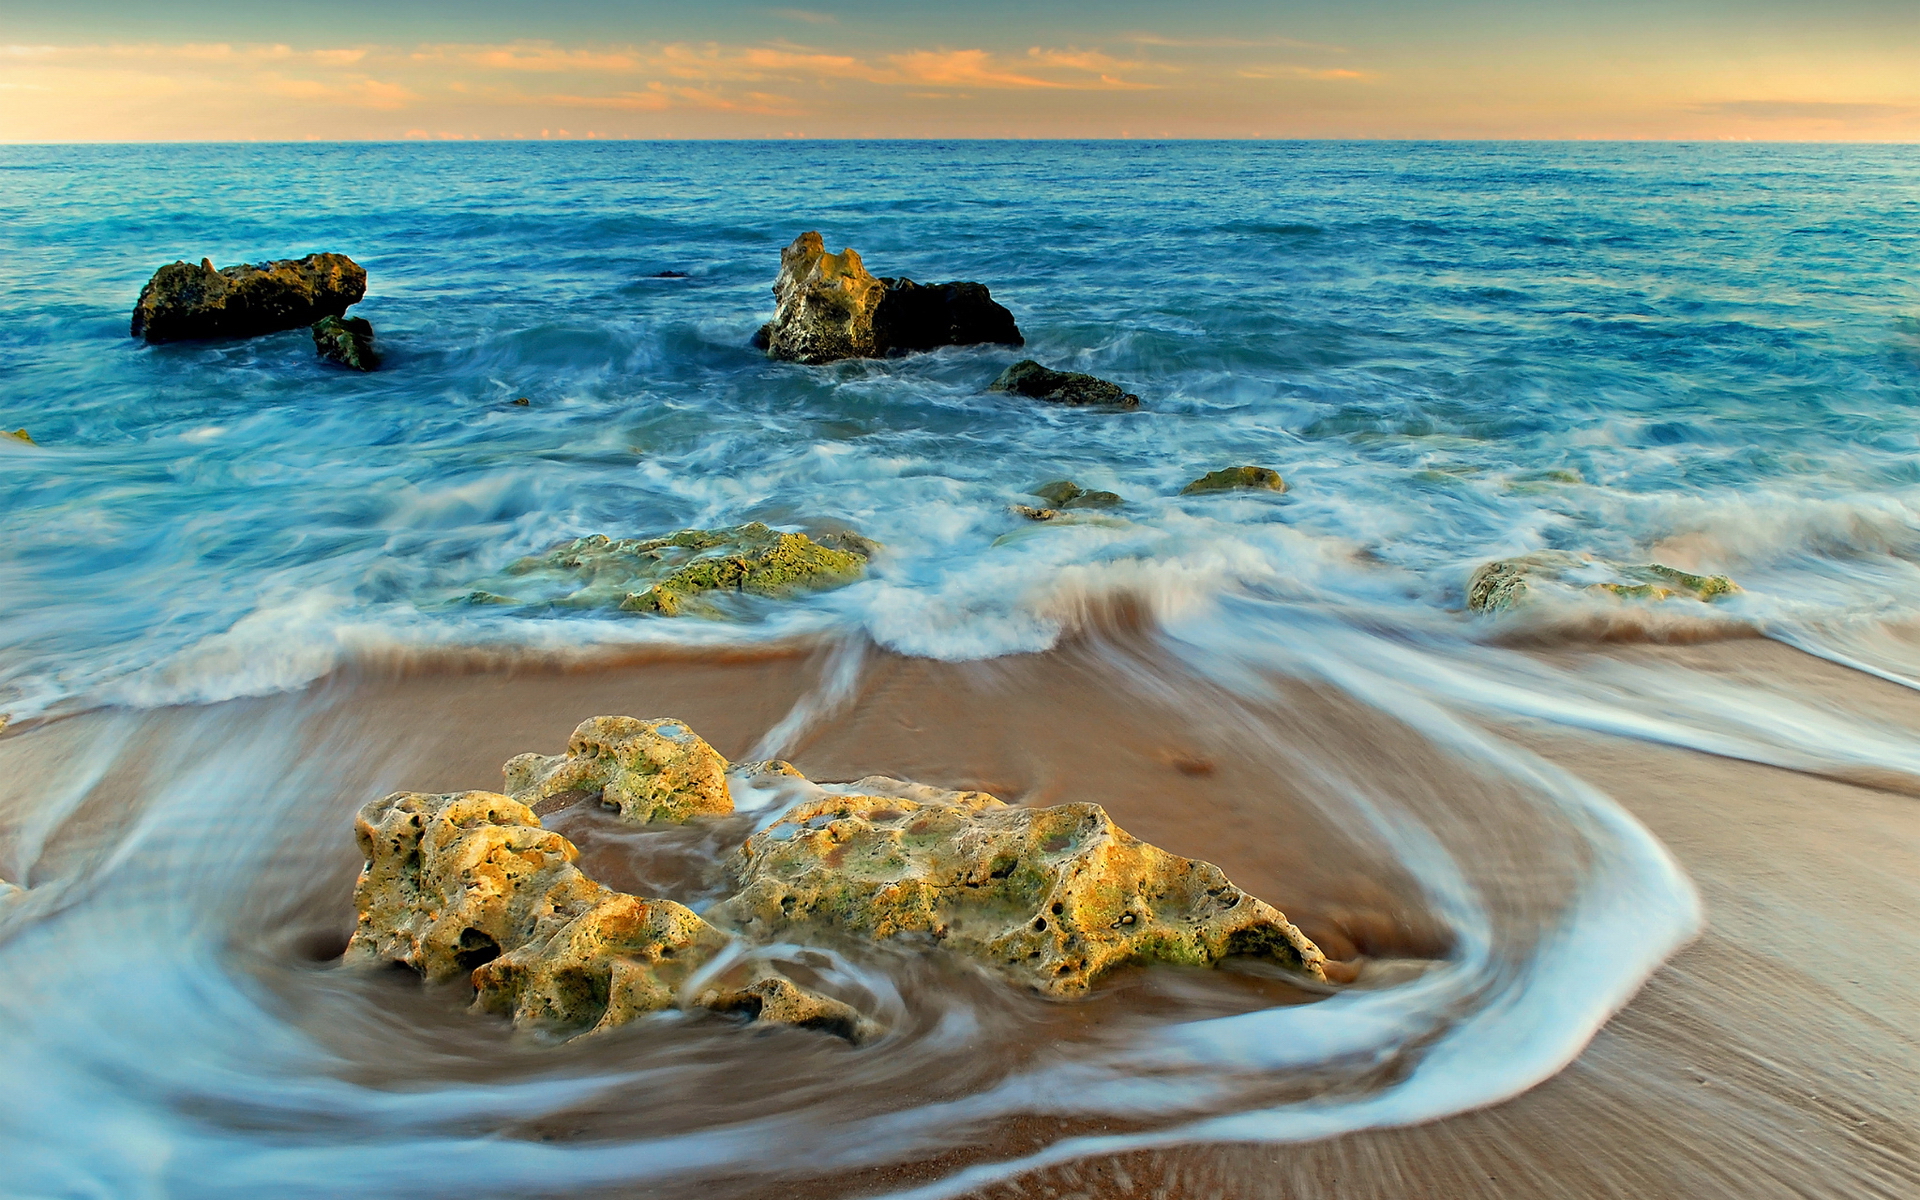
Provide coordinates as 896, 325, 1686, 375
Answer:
2, 141, 1919, 1197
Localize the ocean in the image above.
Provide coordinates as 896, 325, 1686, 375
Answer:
1, 140, 1917, 1198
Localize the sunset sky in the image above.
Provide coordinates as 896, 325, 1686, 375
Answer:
4, 1, 1917, 141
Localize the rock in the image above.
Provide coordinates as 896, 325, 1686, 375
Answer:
761, 233, 888, 364
871, 278, 1023, 354
344, 788, 862, 1040
990, 360, 1139, 409
472, 522, 874, 615
1032, 480, 1123, 509
694, 963, 880, 1042
312, 314, 379, 371
503, 715, 734, 824
1466, 552, 1742, 614
1180, 466, 1286, 495
3, 429, 32, 446
130, 253, 367, 343
759, 232, 1023, 363
1012, 505, 1059, 521
708, 785, 1327, 996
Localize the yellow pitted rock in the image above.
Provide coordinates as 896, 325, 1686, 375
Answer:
708, 786, 1327, 995
761, 231, 888, 363
344, 788, 861, 1039
502, 715, 733, 823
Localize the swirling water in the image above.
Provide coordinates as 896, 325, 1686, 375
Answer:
1, 141, 1918, 1197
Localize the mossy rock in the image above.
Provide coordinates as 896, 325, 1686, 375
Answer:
3, 429, 32, 446
1467, 552, 1741, 614
990, 361, 1140, 409
467, 522, 875, 615
1031, 480, 1123, 509
313, 314, 379, 371
1181, 466, 1286, 495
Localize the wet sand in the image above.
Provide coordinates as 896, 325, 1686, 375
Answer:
2, 633, 1915, 1198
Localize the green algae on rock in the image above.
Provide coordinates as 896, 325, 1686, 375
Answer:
1031, 480, 1123, 509
312, 314, 379, 371
343, 788, 867, 1040
990, 360, 1140, 409
474, 522, 874, 615
1466, 551, 1742, 614
130, 253, 367, 343
708, 784, 1328, 996
504, 715, 734, 824
1180, 466, 1286, 495
3, 429, 32, 446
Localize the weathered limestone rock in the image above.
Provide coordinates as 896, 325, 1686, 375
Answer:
1032, 480, 1123, 509
130, 253, 367, 343
758, 232, 1022, 363
503, 716, 734, 823
3, 429, 31, 446
708, 786, 1327, 996
1467, 552, 1742, 614
871, 278, 1023, 353
312, 314, 379, 371
1181, 466, 1286, 495
471, 522, 874, 615
761, 233, 888, 363
990, 360, 1140, 409
344, 788, 864, 1040
694, 963, 879, 1042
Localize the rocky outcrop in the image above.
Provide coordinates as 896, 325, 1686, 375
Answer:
468, 522, 874, 615
343, 788, 867, 1040
312, 315, 379, 371
1181, 466, 1286, 495
709, 784, 1327, 996
504, 716, 734, 824
990, 360, 1140, 409
130, 253, 367, 343
1467, 552, 1741, 613
757, 232, 1022, 363
871, 278, 1023, 353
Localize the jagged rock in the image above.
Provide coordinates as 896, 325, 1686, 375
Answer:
343, 788, 863, 1040
1032, 480, 1123, 509
3, 429, 31, 446
1467, 552, 1741, 614
130, 253, 367, 343
708, 785, 1327, 996
990, 360, 1139, 409
871, 278, 1022, 354
469, 522, 873, 615
503, 716, 734, 823
312, 314, 379, 371
694, 963, 880, 1042
1012, 505, 1060, 521
758, 232, 1021, 363
1181, 466, 1286, 495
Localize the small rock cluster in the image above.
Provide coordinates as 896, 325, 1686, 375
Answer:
1466, 551, 1741, 614
130, 253, 380, 371
344, 714, 1328, 1043
463, 522, 877, 616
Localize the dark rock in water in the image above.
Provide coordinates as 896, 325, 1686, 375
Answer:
872, 277, 1023, 354
759, 232, 1022, 362
312, 315, 379, 371
990, 360, 1140, 409
130, 253, 367, 343
1180, 466, 1286, 495
652, 270, 690, 278
1032, 480, 1123, 509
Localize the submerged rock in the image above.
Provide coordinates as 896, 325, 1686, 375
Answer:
709, 784, 1327, 996
1032, 480, 1123, 509
990, 360, 1140, 409
759, 232, 1022, 363
472, 522, 874, 615
504, 715, 734, 824
871, 277, 1022, 354
1181, 466, 1286, 495
130, 253, 367, 343
3, 429, 31, 446
312, 314, 379, 371
1467, 552, 1742, 614
343, 788, 864, 1040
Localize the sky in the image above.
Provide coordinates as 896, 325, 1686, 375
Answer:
2, 1, 1917, 141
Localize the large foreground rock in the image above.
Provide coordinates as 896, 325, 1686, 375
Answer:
343, 788, 870, 1040
990, 360, 1140, 409
504, 715, 735, 824
130, 253, 367, 343
758, 232, 1021, 363
1467, 551, 1741, 613
709, 783, 1328, 995
469, 522, 874, 615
